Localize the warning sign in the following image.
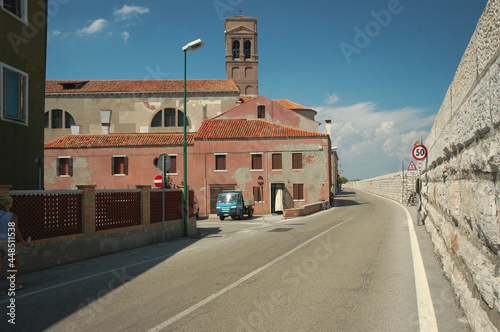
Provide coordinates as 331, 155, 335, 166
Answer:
407, 161, 418, 174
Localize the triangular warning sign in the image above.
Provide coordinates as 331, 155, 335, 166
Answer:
408, 161, 418, 171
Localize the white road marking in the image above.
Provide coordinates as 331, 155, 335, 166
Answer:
148, 217, 354, 332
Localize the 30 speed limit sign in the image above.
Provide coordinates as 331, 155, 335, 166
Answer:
412, 145, 428, 160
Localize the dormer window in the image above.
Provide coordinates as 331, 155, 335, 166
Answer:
232, 40, 240, 59
60, 81, 88, 90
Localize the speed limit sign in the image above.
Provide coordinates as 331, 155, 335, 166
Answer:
412, 145, 428, 160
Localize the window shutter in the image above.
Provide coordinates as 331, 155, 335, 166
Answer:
124, 157, 128, 175
57, 159, 61, 176
272, 154, 282, 170
168, 156, 176, 173
111, 157, 115, 175
293, 153, 302, 169
68, 158, 73, 177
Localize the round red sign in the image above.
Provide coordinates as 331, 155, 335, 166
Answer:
412, 144, 428, 161
257, 176, 264, 186
154, 175, 163, 188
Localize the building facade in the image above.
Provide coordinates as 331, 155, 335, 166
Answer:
44, 119, 331, 216
44, 79, 240, 142
1, 0, 47, 189
216, 95, 319, 132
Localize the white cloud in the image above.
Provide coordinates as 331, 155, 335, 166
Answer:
77, 18, 108, 35
315, 100, 435, 179
324, 93, 340, 105
114, 5, 150, 20
121, 31, 130, 43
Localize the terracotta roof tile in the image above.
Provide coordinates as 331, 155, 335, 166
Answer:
46, 79, 239, 94
194, 119, 328, 140
45, 133, 194, 149
274, 99, 310, 110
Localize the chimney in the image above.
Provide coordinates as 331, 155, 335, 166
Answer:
325, 119, 332, 138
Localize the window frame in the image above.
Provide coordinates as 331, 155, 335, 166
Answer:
57, 156, 73, 177
251, 153, 263, 171
232, 40, 240, 59
112, 155, 128, 176
1, 0, 28, 24
214, 153, 227, 172
253, 186, 263, 203
166, 155, 177, 175
257, 105, 265, 119
272, 153, 282, 170
292, 153, 303, 170
1, 63, 28, 126
293, 183, 304, 201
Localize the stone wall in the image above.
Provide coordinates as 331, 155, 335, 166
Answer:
348, 171, 418, 204
421, 0, 500, 330
348, 1, 500, 330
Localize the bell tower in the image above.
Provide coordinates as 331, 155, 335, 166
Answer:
225, 16, 258, 96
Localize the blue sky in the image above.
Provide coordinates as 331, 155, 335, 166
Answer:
46, 0, 489, 180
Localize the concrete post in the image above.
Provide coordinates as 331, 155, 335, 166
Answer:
0, 185, 12, 197
77, 185, 96, 235
136, 185, 151, 226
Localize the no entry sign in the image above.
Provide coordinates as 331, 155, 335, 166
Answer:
154, 175, 163, 188
257, 175, 264, 186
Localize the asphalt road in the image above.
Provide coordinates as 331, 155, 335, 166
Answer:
0, 190, 470, 331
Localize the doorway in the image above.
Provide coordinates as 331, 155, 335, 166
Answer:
271, 183, 286, 214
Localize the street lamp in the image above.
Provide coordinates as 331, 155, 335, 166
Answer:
182, 38, 204, 237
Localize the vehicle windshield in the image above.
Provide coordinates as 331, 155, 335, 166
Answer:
218, 194, 237, 203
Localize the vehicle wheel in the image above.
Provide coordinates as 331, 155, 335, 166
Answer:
239, 211, 244, 220
219, 216, 225, 221
248, 209, 253, 218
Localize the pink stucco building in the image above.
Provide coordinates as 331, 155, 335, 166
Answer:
45, 119, 331, 216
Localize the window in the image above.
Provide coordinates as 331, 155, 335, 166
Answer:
272, 154, 282, 170
232, 40, 240, 59
215, 154, 226, 171
2, 0, 26, 21
257, 105, 265, 119
253, 186, 263, 202
164, 109, 175, 127
151, 109, 188, 128
52, 109, 63, 128
65, 112, 75, 128
167, 155, 177, 174
293, 184, 304, 200
292, 153, 302, 170
1, 64, 28, 125
244, 40, 251, 59
44, 110, 76, 128
112, 156, 128, 175
251, 154, 262, 170
57, 157, 73, 177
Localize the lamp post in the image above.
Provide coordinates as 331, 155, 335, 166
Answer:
182, 38, 204, 237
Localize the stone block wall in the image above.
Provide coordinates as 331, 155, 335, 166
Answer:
348, 1, 500, 330
348, 171, 418, 204
421, 1, 500, 330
